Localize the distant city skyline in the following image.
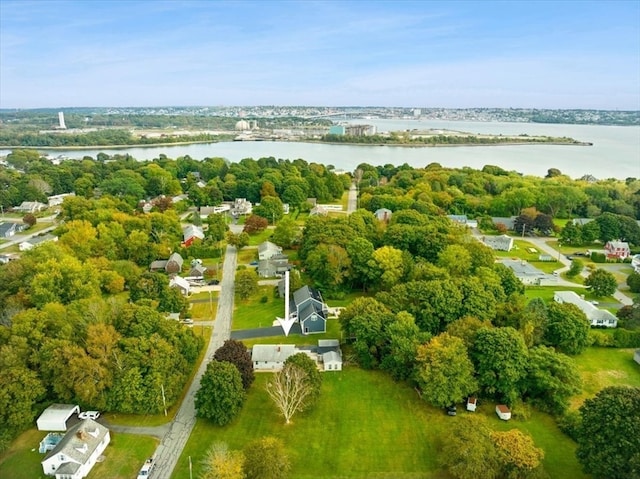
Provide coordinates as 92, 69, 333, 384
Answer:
1, 0, 639, 110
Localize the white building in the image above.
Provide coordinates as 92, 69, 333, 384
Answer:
41, 419, 110, 479
251, 344, 297, 370
37, 404, 80, 431
553, 291, 618, 328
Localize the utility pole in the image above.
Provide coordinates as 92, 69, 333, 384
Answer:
161, 384, 167, 417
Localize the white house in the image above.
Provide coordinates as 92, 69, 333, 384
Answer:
41, 418, 110, 479
251, 344, 297, 370
482, 234, 514, 252
19, 234, 58, 251
554, 291, 618, 328
499, 259, 557, 286
48, 193, 75, 207
258, 241, 282, 260
37, 404, 80, 431
169, 276, 190, 296
318, 339, 343, 371
496, 404, 511, 421
15, 201, 47, 213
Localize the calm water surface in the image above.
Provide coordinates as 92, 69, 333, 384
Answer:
3, 120, 638, 179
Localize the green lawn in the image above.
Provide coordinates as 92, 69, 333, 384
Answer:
171, 368, 586, 479
190, 291, 218, 319
246, 229, 274, 246
236, 247, 258, 264
572, 346, 640, 407
233, 286, 284, 330
0, 430, 157, 479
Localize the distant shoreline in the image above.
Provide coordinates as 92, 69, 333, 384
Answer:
0, 138, 593, 152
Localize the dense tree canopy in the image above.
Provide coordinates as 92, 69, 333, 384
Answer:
195, 361, 246, 426
576, 386, 640, 479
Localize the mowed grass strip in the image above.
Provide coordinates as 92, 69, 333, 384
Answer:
572, 346, 640, 407
0, 430, 157, 479
233, 286, 284, 330
172, 368, 586, 479
172, 369, 438, 479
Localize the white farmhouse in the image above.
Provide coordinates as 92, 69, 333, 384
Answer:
41, 418, 110, 479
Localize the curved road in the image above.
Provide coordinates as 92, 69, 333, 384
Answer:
150, 243, 237, 479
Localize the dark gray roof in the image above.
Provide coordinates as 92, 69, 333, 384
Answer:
168, 252, 184, 268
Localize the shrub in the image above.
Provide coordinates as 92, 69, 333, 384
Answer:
590, 252, 606, 263
558, 410, 581, 441
612, 328, 640, 348
260, 295, 269, 303
588, 330, 614, 347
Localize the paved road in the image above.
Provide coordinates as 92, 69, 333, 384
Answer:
150, 243, 237, 479
347, 182, 358, 213
0, 224, 57, 250
520, 237, 632, 306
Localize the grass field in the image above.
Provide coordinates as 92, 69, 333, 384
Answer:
571, 346, 640, 408
246, 228, 274, 246
171, 368, 586, 479
233, 286, 284, 329
241, 319, 344, 347
0, 430, 157, 479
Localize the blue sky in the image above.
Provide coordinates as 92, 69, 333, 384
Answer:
1, 0, 639, 109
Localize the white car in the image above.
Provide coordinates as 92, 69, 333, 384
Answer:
78, 410, 100, 420
137, 458, 155, 479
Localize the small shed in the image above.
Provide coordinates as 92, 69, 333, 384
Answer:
37, 404, 80, 431
322, 351, 342, 371
634, 349, 640, 366
496, 404, 511, 421
466, 397, 477, 412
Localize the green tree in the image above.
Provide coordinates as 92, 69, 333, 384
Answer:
226, 231, 249, 250
195, 361, 245, 426
283, 353, 322, 407
523, 346, 582, 414
271, 216, 299, 249
253, 196, 284, 224
437, 244, 472, 277
471, 327, 528, 405
576, 386, 640, 479
544, 302, 590, 355
305, 244, 351, 293
567, 259, 584, 278
369, 245, 406, 290
235, 269, 258, 300
243, 436, 291, 479
491, 429, 545, 479
213, 339, 254, 390
585, 268, 618, 297
439, 415, 501, 479
380, 311, 429, 381
415, 333, 478, 408
627, 272, 640, 293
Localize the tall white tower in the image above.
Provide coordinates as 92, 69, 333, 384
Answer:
58, 112, 66, 129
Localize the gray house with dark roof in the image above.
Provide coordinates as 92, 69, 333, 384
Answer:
291, 286, 328, 335
258, 254, 291, 278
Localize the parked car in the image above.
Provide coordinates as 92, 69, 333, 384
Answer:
137, 458, 155, 479
208, 279, 219, 285
249, 261, 259, 266
78, 410, 100, 420
181, 318, 194, 324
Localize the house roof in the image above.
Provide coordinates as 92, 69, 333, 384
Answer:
258, 241, 281, 253
183, 224, 204, 241
43, 418, 108, 466
24, 234, 58, 246
169, 276, 190, 291
190, 264, 207, 274
554, 291, 617, 323
323, 350, 342, 363
484, 234, 513, 247
293, 285, 322, 307
499, 259, 548, 279
38, 404, 79, 429
0, 222, 20, 236
168, 252, 184, 268
607, 241, 630, 250
150, 260, 168, 270
251, 344, 297, 363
